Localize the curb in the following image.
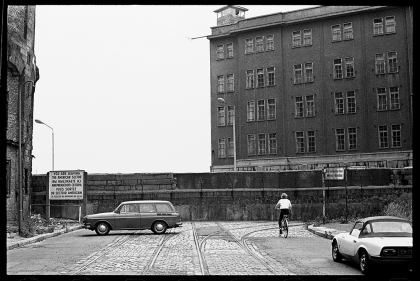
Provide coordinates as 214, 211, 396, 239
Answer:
307, 225, 347, 240
7, 225, 83, 251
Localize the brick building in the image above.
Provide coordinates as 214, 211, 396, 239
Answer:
208, 6, 413, 172
5, 5, 40, 221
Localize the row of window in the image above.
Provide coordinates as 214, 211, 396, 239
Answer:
215, 16, 396, 59
217, 86, 401, 126
217, 124, 402, 158
216, 52, 398, 92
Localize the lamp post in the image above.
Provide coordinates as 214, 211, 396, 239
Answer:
35, 119, 54, 171
18, 80, 34, 234
218, 98, 236, 171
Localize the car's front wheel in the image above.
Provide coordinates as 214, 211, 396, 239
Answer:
152, 221, 167, 234
332, 241, 343, 262
95, 222, 110, 235
359, 249, 371, 275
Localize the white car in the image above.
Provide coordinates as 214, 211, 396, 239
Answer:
331, 216, 412, 275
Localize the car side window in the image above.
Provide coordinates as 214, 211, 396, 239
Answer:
156, 203, 173, 212
120, 204, 139, 213
140, 203, 155, 213
361, 223, 372, 235
350, 222, 363, 237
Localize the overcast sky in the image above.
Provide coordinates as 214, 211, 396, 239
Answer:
31, 5, 317, 174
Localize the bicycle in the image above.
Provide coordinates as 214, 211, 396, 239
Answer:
280, 214, 289, 238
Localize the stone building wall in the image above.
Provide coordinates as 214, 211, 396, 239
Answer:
6, 5, 40, 221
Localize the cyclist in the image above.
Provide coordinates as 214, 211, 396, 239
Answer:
275, 193, 292, 235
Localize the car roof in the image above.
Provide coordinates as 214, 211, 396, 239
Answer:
120, 200, 171, 204
357, 216, 409, 223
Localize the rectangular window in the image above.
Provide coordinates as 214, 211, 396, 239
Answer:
247, 101, 255, 122
378, 125, 388, 148
227, 137, 234, 157
389, 86, 400, 110
227, 105, 234, 125
343, 22, 353, 40
336, 128, 345, 151
391, 124, 401, 147
295, 96, 304, 118
332, 24, 341, 41
346, 91, 356, 113
227, 74, 234, 92
293, 64, 303, 84
258, 134, 266, 155
377, 88, 387, 111
387, 51, 398, 73
345, 57, 354, 78
246, 70, 254, 89
304, 63, 313, 83
385, 16, 396, 34
217, 107, 225, 126
292, 31, 301, 48
267, 67, 275, 86
226, 43, 233, 58
296, 131, 305, 153
375, 53, 386, 74
268, 133, 277, 154
255, 36, 264, 52
348, 127, 357, 150
218, 138, 226, 158
335, 92, 344, 114
267, 99, 276, 120
373, 18, 384, 35
307, 131, 316, 153
216, 45, 224, 60
333, 59, 343, 79
257, 68, 264, 87
257, 100, 266, 121
247, 134, 256, 155
306, 95, 315, 117
217, 75, 224, 93
245, 38, 254, 54
303, 29, 312, 46
266, 34, 274, 51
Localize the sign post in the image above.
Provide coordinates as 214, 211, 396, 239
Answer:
323, 168, 345, 223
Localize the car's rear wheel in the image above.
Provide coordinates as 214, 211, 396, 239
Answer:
359, 249, 371, 275
95, 222, 110, 235
332, 241, 343, 262
152, 221, 167, 234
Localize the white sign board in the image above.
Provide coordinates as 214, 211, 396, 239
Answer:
49, 170, 84, 200
324, 168, 345, 180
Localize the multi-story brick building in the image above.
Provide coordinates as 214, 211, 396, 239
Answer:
5, 5, 40, 221
208, 6, 412, 172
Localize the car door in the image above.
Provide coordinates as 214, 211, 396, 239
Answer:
340, 221, 363, 258
139, 203, 157, 228
115, 203, 141, 229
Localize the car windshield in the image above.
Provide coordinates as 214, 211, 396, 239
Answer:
367, 220, 412, 237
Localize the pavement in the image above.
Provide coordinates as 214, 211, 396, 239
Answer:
6, 221, 352, 251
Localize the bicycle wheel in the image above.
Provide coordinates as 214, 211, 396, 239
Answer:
283, 220, 289, 238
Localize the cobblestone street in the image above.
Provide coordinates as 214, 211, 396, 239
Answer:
60, 221, 314, 275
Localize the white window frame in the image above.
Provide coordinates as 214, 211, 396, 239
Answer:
389, 86, 400, 110
348, 127, 357, 150
373, 18, 384, 36
375, 53, 386, 74
258, 133, 267, 155
343, 22, 353, 40
292, 31, 301, 48
333, 59, 343, 79
387, 51, 398, 73
303, 29, 312, 46
391, 124, 401, 148
267, 99, 276, 120
226, 43, 234, 58
217, 106, 225, 126
217, 75, 224, 93
227, 74, 234, 92
268, 133, 277, 155
335, 128, 345, 151
245, 38, 254, 54
247, 101, 255, 122
216, 45, 224, 60
335, 92, 344, 115
346, 91, 356, 114
218, 138, 226, 158
227, 105, 234, 125
247, 134, 256, 155
255, 36, 264, 52
332, 24, 342, 42
378, 125, 389, 149
345, 57, 355, 78
227, 137, 234, 157
385, 16, 396, 34
307, 130, 316, 153
296, 131, 305, 153
246, 70, 254, 89
306, 95, 315, 117
377, 88, 387, 111
293, 64, 303, 84
256, 68, 264, 88
304, 62, 313, 83
266, 34, 274, 51
267, 67, 275, 86
295, 96, 304, 118
257, 99, 266, 121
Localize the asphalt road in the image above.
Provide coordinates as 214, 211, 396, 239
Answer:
5, 221, 364, 276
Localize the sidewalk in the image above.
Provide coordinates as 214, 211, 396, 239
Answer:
6, 224, 83, 251
307, 222, 352, 240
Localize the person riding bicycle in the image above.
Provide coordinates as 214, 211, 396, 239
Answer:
275, 193, 292, 234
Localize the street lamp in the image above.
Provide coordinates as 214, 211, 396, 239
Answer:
35, 119, 54, 171
18, 80, 34, 234
218, 98, 236, 171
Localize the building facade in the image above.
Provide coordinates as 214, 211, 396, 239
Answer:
208, 6, 413, 172
6, 5, 40, 220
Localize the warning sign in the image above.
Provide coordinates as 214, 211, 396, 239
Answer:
49, 170, 84, 200
324, 168, 345, 180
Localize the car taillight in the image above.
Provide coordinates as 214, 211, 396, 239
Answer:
381, 248, 397, 256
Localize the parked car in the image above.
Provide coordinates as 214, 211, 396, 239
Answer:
331, 216, 412, 274
82, 200, 182, 235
